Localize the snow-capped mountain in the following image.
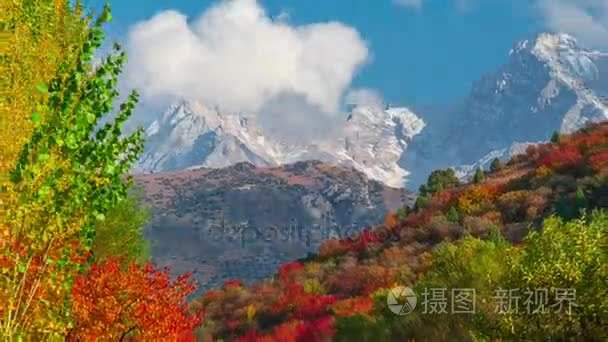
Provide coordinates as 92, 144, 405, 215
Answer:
138, 100, 280, 171
137, 100, 425, 188
403, 33, 608, 188
138, 33, 608, 190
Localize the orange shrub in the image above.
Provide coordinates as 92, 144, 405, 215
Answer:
70, 258, 201, 341
383, 212, 399, 229
331, 297, 374, 317
482, 210, 503, 224
318, 238, 349, 258
457, 186, 495, 215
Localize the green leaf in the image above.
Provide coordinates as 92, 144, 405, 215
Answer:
95, 213, 106, 222
86, 112, 96, 124
38, 185, 50, 198
36, 83, 48, 93
104, 164, 115, 175
66, 134, 78, 150
31, 112, 41, 123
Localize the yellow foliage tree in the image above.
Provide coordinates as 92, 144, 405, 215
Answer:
0, 1, 88, 338
1, 2, 145, 339
0, 0, 86, 176
457, 186, 494, 216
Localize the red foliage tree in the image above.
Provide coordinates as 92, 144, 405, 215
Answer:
223, 279, 245, 291
69, 258, 201, 340
328, 265, 395, 296
278, 261, 304, 284
296, 316, 335, 341
318, 238, 349, 259
540, 147, 584, 170
294, 295, 336, 320
354, 229, 381, 251
428, 189, 460, 210
404, 210, 434, 228
270, 321, 301, 342
237, 317, 334, 342
590, 151, 608, 173
331, 297, 374, 316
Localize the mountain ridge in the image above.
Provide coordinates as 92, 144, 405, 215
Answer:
135, 160, 414, 290
136, 32, 608, 190
137, 99, 425, 187
404, 32, 608, 187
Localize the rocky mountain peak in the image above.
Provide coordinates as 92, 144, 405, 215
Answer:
137, 100, 425, 188
403, 32, 608, 188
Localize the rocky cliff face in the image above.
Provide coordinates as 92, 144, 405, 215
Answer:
135, 160, 413, 290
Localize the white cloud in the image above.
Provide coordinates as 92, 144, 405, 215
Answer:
345, 88, 385, 110
124, 0, 369, 116
394, 0, 474, 12
258, 92, 345, 144
455, 0, 475, 13
537, 0, 608, 48
393, 0, 424, 10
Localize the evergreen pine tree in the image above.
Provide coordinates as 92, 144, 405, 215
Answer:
490, 158, 502, 173
551, 131, 561, 144
473, 167, 485, 183
395, 205, 411, 222
446, 206, 460, 223
415, 195, 428, 211
574, 187, 588, 215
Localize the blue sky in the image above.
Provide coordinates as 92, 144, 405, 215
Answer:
84, 0, 607, 112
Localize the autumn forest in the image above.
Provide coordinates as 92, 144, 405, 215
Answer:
1, 1, 607, 341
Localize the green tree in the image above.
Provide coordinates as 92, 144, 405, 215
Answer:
419, 168, 460, 196
92, 187, 151, 265
411, 234, 513, 340
1, 4, 145, 336
334, 314, 390, 342
414, 194, 428, 211
473, 167, 485, 184
403, 212, 608, 340
395, 205, 411, 222
446, 206, 459, 223
501, 212, 608, 340
490, 158, 502, 173
551, 131, 561, 144
574, 187, 588, 214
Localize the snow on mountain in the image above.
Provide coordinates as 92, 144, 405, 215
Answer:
454, 141, 541, 182
403, 33, 608, 188
137, 100, 424, 188
138, 33, 608, 190
138, 100, 279, 172
337, 106, 425, 187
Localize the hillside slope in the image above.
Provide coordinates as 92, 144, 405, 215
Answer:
135, 160, 413, 290
194, 122, 608, 341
